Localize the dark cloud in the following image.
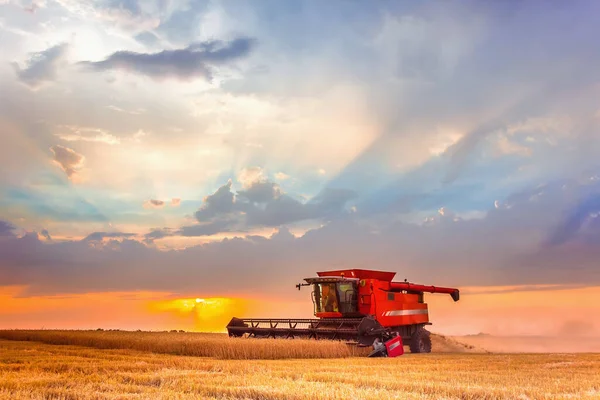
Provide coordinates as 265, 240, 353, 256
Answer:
12, 43, 68, 90
247, 194, 308, 227
49, 145, 84, 180
40, 229, 51, 241
178, 220, 233, 237
309, 188, 357, 214
143, 227, 176, 243
194, 180, 237, 221
0, 220, 16, 237
83, 232, 137, 241
144, 199, 165, 209
246, 188, 357, 227
544, 193, 600, 247
78, 37, 255, 81
2, 176, 600, 298
189, 176, 357, 233
134, 31, 161, 47
145, 221, 238, 241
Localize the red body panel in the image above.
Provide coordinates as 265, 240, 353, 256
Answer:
312, 269, 459, 328
364, 280, 429, 327
385, 335, 404, 357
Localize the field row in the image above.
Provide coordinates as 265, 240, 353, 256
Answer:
1, 339, 599, 400
0, 330, 372, 360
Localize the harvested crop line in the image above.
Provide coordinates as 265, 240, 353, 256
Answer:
0, 330, 372, 360
1, 339, 599, 400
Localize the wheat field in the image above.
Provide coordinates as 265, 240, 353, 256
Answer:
0, 331, 599, 399
0, 330, 372, 359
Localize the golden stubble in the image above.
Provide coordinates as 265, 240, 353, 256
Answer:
0, 333, 599, 400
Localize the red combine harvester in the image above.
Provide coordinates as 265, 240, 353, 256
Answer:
226, 269, 460, 356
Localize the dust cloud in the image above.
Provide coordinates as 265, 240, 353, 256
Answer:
444, 334, 600, 353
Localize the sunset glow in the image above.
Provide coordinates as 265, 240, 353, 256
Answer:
144, 297, 248, 332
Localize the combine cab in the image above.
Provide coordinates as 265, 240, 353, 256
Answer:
226, 269, 459, 354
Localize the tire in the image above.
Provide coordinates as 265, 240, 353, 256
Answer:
409, 326, 432, 353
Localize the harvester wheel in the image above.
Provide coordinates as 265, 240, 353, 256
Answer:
409, 326, 432, 353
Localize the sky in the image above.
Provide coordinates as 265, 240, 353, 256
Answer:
1, 0, 599, 337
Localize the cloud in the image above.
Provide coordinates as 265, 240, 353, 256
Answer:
134, 31, 160, 47
78, 37, 255, 81
12, 43, 69, 89
171, 198, 181, 207
132, 129, 147, 143
55, 0, 162, 32
493, 134, 532, 158
24, 0, 46, 13
178, 220, 233, 237
246, 188, 357, 227
235, 167, 283, 204
2, 1, 600, 313
2, 175, 600, 299
0, 220, 16, 237
545, 194, 600, 247
5, 0, 47, 13
237, 181, 282, 204
147, 0, 209, 46
55, 125, 120, 145
83, 231, 136, 241
195, 180, 237, 221
190, 172, 357, 233
275, 172, 290, 181
237, 166, 265, 188
49, 145, 85, 180
143, 227, 174, 242
95, 0, 160, 31
106, 105, 145, 115
40, 229, 51, 241
1, 187, 109, 223
143, 199, 165, 209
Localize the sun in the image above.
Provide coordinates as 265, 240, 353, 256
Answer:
146, 297, 252, 332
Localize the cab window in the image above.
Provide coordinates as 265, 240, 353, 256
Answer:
314, 283, 338, 312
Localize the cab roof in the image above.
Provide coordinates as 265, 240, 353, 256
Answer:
304, 276, 359, 284
316, 269, 396, 281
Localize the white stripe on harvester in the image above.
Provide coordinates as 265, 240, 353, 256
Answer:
383, 309, 428, 317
